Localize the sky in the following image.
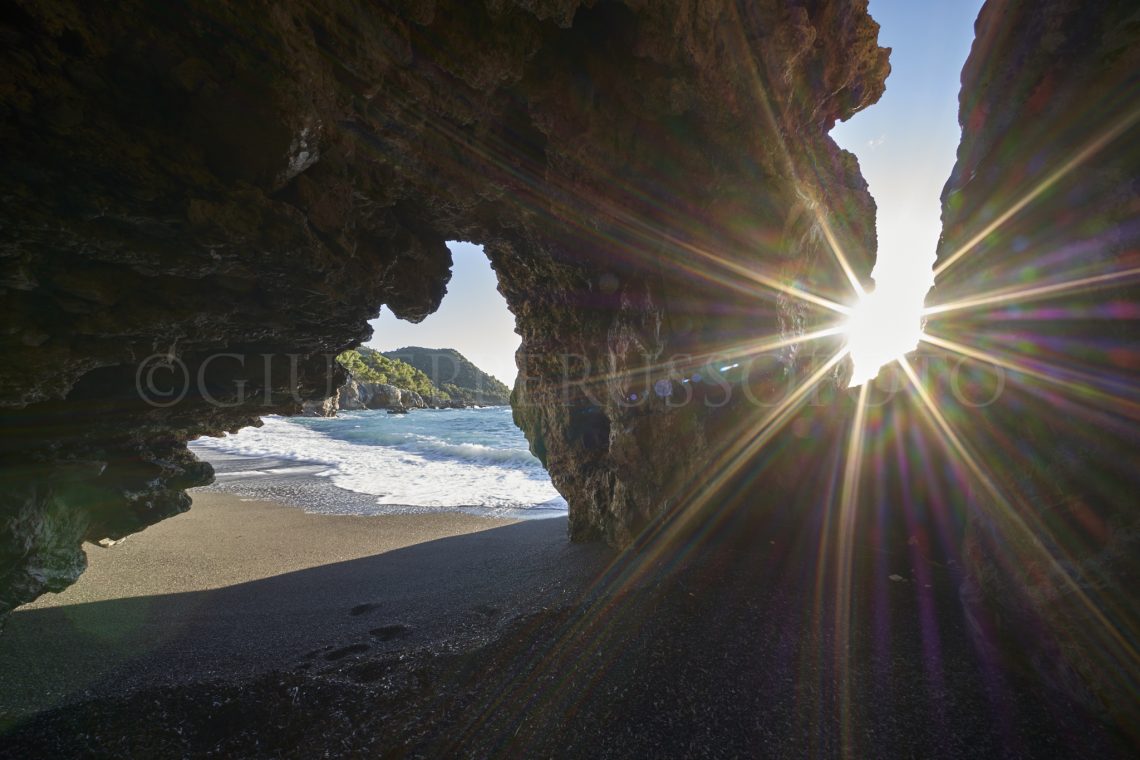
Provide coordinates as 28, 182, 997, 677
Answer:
368, 1, 984, 388
832, 0, 983, 384
831, 0, 983, 309
367, 241, 519, 385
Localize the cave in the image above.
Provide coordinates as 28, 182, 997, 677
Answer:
1, 0, 1138, 755
1, 0, 882, 615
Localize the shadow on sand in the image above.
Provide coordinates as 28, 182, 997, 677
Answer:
0, 511, 1133, 757
0, 518, 610, 720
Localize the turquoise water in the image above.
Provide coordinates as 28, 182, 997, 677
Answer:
191, 407, 566, 518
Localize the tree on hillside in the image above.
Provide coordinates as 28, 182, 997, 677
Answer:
381, 346, 511, 405
336, 348, 446, 399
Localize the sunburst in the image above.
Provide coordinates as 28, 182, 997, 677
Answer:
452, 35, 1140, 750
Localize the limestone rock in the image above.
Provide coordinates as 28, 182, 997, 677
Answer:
301, 392, 340, 417
400, 390, 426, 409
337, 379, 370, 411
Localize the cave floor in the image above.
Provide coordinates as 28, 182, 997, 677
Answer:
0, 492, 1131, 758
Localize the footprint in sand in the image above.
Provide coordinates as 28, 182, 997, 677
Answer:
302, 645, 333, 660
370, 624, 412, 641
324, 643, 371, 661
346, 660, 390, 683
349, 603, 381, 616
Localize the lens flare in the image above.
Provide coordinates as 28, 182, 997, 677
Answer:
842, 288, 924, 387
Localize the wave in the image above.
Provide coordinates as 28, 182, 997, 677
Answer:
190, 410, 566, 516
401, 438, 542, 468
193, 418, 340, 468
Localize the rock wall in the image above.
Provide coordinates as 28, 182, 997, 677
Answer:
929, 0, 1140, 736
0, 0, 887, 613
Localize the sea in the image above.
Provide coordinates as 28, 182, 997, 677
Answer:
189, 407, 567, 520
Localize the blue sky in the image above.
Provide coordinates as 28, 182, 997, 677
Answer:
367, 240, 519, 384
832, 0, 983, 299
369, 1, 984, 387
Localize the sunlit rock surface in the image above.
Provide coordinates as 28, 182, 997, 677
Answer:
0, 0, 887, 612
929, 0, 1140, 737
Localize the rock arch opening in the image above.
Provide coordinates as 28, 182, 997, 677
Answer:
1, 0, 888, 612
190, 240, 569, 520
830, 1, 984, 386
367, 241, 520, 393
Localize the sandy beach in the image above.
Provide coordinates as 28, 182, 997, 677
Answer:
17, 492, 533, 608
0, 491, 608, 723
1, 488, 1132, 757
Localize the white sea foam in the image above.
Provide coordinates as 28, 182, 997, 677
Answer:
190, 408, 567, 517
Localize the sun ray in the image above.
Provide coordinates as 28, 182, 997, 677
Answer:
356, 17, 860, 330
834, 383, 870, 755
671, 0, 867, 310
447, 347, 855, 749
932, 105, 1140, 280
804, 200, 868, 300
545, 324, 847, 404
919, 332, 1140, 419
439, 9, 878, 738
897, 358, 1140, 673
923, 266, 1140, 318
562, 194, 857, 318
654, 324, 848, 381
360, 77, 853, 323
694, 349, 851, 499
663, 235, 853, 315
603, 347, 849, 584
611, 347, 852, 585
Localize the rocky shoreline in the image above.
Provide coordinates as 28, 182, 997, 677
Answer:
301, 377, 475, 416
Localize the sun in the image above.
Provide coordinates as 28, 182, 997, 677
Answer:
842, 287, 924, 387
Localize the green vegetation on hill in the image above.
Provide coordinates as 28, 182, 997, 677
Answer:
381, 347, 512, 406
336, 347, 440, 398
336, 346, 511, 406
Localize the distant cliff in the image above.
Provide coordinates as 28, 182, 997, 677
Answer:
301, 346, 510, 415
338, 347, 440, 399
381, 347, 512, 407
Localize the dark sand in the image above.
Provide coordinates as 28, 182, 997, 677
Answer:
1, 490, 1133, 758
0, 492, 608, 720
